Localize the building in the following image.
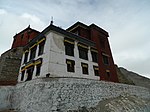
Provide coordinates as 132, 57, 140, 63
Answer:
12, 25, 40, 48
18, 22, 118, 83
67, 22, 118, 82
0, 26, 39, 85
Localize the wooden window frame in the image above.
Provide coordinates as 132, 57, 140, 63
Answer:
24, 51, 29, 63
78, 46, 88, 60
93, 66, 99, 76
81, 63, 88, 75
102, 53, 109, 65
38, 40, 45, 56
21, 70, 25, 81
66, 59, 75, 72
30, 46, 37, 60
36, 64, 42, 76
64, 41, 74, 56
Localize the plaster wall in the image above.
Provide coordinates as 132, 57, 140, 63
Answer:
18, 31, 99, 82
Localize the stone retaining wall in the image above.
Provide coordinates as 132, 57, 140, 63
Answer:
0, 86, 14, 111
0, 78, 150, 112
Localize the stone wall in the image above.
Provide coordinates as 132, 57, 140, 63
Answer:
0, 78, 150, 111
0, 47, 23, 85
0, 86, 14, 110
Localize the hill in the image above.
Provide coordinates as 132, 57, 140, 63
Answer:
117, 66, 150, 89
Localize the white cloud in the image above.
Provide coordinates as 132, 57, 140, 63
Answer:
0, 0, 150, 78
0, 9, 7, 15
0, 10, 46, 55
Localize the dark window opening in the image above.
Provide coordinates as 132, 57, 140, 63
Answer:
100, 38, 105, 48
38, 41, 45, 56
30, 46, 37, 60
91, 51, 98, 63
21, 70, 25, 81
81, 63, 88, 75
21, 33, 24, 39
102, 54, 109, 65
79, 47, 88, 60
36, 64, 41, 76
26, 66, 34, 81
106, 71, 111, 80
66, 59, 75, 72
93, 66, 99, 76
24, 52, 29, 63
65, 42, 74, 56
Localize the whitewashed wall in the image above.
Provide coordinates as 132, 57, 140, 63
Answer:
47, 32, 99, 80
18, 31, 99, 82
12, 78, 150, 112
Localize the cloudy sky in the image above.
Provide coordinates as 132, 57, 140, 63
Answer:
0, 0, 150, 78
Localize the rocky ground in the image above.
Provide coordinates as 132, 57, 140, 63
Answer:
68, 94, 150, 112
118, 67, 150, 89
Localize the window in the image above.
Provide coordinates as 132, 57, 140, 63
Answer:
102, 54, 109, 65
91, 51, 98, 63
24, 52, 28, 63
81, 63, 88, 75
100, 38, 105, 48
26, 66, 34, 81
78, 46, 88, 60
64, 42, 74, 56
21, 70, 25, 81
66, 59, 75, 72
21, 33, 24, 39
93, 66, 99, 76
106, 70, 110, 80
36, 64, 41, 76
30, 46, 37, 60
38, 41, 45, 56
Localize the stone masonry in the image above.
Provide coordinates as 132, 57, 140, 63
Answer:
0, 77, 149, 112
0, 47, 23, 85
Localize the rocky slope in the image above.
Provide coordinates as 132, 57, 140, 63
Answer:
69, 94, 150, 112
117, 66, 150, 89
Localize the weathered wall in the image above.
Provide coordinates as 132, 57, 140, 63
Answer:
0, 47, 23, 85
0, 86, 14, 111
11, 78, 150, 112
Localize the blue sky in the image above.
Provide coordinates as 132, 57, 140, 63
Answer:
0, 0, 150, 78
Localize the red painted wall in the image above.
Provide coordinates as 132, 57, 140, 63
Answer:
90, 27, 118, 82
68, 22, 118, 82
11, 27, 40, 48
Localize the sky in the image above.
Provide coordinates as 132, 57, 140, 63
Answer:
0, 0, 150, 78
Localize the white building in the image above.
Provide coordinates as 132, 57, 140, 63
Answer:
18, 24, 99, 82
